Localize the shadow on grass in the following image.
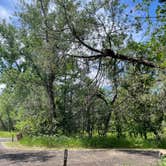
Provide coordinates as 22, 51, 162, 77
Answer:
80, 136, 166, 149
0, 151, 54, 163
80, 136, 132, 148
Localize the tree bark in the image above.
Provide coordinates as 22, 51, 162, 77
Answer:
46, 75, 56, 122
0, 115, 7, 130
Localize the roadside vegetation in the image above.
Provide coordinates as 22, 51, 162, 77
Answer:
4, 129, 166, 149
160, 157, 166, 166
18, 135, 166, 149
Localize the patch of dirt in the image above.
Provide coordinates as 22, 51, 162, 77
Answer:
0, 146, 160, 166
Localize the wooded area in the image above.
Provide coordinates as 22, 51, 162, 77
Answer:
0, 0, 165, 142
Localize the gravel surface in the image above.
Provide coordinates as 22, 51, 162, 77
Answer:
0, 138, 12, 142
0, 139, 160, 166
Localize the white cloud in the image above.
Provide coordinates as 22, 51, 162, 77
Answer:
0, 84, 6, 94
0, 5, 11, 22
0, 84, 6, 89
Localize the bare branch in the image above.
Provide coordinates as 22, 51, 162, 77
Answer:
74, 51, 161, 68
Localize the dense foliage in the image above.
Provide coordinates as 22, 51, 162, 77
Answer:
0, 0, 165, 141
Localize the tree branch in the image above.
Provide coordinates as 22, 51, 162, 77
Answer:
62, 2, 163, 69
74, 51, 162, 68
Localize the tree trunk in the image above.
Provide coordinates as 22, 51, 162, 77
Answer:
46, 78, 56, 123
103, 112, 112, 136
40, 0, 56, 122
0, 115, 7, 130
103, 92, 117, 136
6, 108, 14, 131
86, 107, 93, 138
144, 132, 147, 140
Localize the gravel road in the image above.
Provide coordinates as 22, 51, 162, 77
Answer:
0, 139, 160, 166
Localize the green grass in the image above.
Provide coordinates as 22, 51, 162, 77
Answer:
159, 157, 166, 166
19, 135, 166, 149
0, 131, 15, 138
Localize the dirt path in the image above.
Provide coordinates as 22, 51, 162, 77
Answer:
0, 139, 160, 166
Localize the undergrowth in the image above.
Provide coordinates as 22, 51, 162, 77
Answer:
19, 135, 166, 149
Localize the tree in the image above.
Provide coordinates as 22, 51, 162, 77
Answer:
0, 0, 165, 138
58, 0, 165, 68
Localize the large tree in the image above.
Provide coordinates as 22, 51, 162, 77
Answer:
0, 0, 165, 136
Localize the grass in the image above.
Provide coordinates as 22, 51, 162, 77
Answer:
4, 142, 50, 150
159, 157, 166, 166
17, 135, 166, 149
0, 131, 16, 138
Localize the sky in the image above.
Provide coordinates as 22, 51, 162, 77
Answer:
0, 84, 6, 94
0, 0, 159, 25
0, 0, 16, 22
0, 0, 159, 20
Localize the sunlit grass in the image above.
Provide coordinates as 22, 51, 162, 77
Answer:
18, 135, 166, 149
159, 157, 166, 166
0, 131, 16, 138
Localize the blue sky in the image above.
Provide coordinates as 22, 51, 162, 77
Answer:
0, 0, 16, 22
0, 0, 159, 23
0, 0, 159, 19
